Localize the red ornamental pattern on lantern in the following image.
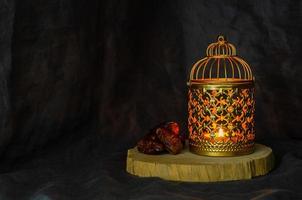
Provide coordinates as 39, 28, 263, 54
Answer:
188, 88, 255, 144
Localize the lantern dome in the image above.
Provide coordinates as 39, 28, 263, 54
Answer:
189, 36, 253, 84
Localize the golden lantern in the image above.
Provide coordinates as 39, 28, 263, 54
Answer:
188, 35, 255, 156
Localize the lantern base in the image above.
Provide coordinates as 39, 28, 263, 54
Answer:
189, 141, 255, 157
126, 143, 274, 182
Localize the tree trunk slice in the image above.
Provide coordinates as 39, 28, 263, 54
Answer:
126, 143, 274, 182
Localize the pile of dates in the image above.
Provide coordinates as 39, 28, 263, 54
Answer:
137, 122, 185, 155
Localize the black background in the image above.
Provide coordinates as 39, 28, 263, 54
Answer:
0, 0, 302, 199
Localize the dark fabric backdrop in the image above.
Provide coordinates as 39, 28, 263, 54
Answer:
0, 0, 302, 199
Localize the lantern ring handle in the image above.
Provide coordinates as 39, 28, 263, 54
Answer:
218, 35, 225, 43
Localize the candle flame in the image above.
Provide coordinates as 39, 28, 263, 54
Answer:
218, 128, 224, 137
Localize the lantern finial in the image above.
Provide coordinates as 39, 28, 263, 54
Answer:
206, 35, 236, 57
217, 35, 225, 43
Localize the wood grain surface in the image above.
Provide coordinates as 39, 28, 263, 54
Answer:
127, 144, 274, 182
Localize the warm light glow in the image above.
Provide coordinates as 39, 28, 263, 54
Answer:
218, 128, 224, 137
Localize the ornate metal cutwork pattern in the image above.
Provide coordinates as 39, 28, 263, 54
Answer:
188, 87, 255, 155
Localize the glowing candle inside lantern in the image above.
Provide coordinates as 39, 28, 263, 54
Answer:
218, 128, 224, 137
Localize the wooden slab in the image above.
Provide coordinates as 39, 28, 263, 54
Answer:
126, 143, 274, 182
